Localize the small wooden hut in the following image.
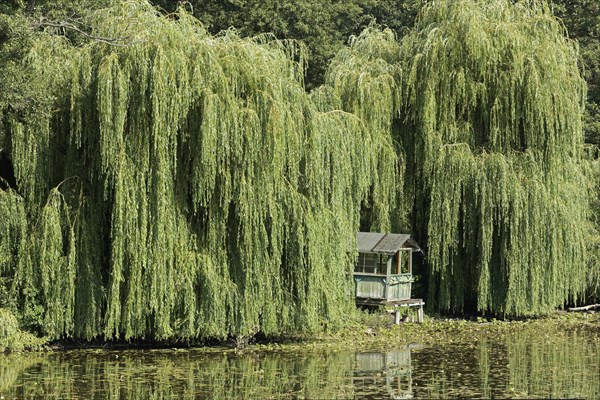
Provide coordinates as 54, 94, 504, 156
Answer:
354, 232, 424, 322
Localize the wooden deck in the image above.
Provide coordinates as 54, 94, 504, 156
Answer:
356, 298, 425, 323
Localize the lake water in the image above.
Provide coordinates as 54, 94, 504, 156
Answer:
1, 330, 598, 399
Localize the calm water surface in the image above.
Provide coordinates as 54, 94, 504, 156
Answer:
1, 331, 599, 399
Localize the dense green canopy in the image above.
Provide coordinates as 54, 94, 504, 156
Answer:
0, 0, 597, 342
0, 2, 396, 340
326, 0, 597, 314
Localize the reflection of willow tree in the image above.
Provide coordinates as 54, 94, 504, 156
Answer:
3, 350, 355, 399
3, 336, 600, 398
412, 333, 600, 399
327, 0, 594, 315
0, 354, 45, 393
0, 1, 396, 340
506, 333, 600, 398
411, 342, 504, 398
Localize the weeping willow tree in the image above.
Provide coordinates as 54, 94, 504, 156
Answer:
327, 0, 594, 315
403, 0, 590, 315
0, 1, 396, 341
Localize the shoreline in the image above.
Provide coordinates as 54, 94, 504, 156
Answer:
3, 310, 597, 355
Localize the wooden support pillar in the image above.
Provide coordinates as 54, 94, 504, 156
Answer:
384, 257, 392, 301
417, 302, 424, 323
386, 300, 425, 325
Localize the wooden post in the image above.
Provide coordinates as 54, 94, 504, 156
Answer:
395, 307, 400, 325
417, 302, 424, 323
384, 257, 392, 301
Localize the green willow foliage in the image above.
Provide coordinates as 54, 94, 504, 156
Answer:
326, 0, 594, 315
584, 145, 600, 299
401, 0, 590, 314
0, 0, 595, 341
324, 27, 405, 232
0, 308, 45, 352
0, 2, 396, 340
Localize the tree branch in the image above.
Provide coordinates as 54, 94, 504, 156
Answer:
568, 304, 600, 312
33, 18, 136, 47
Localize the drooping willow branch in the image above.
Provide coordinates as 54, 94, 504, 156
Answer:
32, 17, 136, 46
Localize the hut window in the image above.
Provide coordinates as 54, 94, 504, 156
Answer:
355, 253, 382, 274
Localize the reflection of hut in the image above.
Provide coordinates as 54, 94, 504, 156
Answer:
354, 232, 424, 322
354, 348, 414, 399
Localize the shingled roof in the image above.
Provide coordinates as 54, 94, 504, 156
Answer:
356, 232, 422, 255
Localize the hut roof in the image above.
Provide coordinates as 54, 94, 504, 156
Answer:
357, 232, 422, 255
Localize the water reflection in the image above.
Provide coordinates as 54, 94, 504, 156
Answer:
411, 332, 600, 399
1, 332, 598, 399
354, 348, 414, 399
